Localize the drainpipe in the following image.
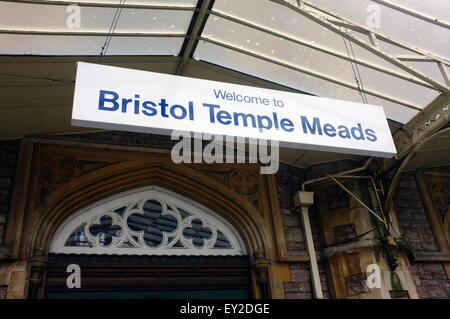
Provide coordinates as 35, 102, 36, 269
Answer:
293, 191, 323, 299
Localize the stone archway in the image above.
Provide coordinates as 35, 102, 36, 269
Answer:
4, 139, 284, 298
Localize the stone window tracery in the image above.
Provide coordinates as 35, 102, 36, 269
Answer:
50, 186, 246, 256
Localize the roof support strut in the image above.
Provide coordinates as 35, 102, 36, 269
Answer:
210, 9, 437, 91
271, 0, 450, 94
2, 0, 196, 11
370, 0, 450, 30
176, 0, 213, 75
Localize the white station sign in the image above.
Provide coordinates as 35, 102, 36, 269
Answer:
72, 62, 397, 158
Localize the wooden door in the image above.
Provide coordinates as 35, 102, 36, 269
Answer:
45, 254, 251, 299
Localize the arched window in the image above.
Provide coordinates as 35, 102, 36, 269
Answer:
50, 186, 246, 256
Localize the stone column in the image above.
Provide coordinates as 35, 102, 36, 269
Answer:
252, 251, 271, 299
27, 248, 48, 299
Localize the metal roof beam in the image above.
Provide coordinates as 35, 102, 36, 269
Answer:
370, 0, 450, 30
271, 0, 450, 94
211, 9, 437, 91
0, 29, 186, 38
176, 0, 213, 75
438, 62, 450, 87
1, 0, 196, 11
376, 93, 450, 176
300, 1, 450, 66
396, 55, 435, 62
201, 36, 423, 111
328, 19, 450, 66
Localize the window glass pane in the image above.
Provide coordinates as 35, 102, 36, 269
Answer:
194, 41, 419, 123
355, 64, 439, 107
311, 0, 450, 58
0, 1, 192, 55
0, 3, 193, 32
65, 225, 90, 247
212, 0, 348, 52
0, 34, 184, 55
202, 15, 357, 84
387, 0, 450, 23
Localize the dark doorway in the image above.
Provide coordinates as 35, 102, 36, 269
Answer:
45, 254, 251, 299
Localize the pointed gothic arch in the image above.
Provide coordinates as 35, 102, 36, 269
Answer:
5, 140, 284, 299
50, 185, 247, 256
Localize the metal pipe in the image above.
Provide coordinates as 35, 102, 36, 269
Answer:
299, 206, 324, 299
301, 157, 373, 191
330, 176, 387, 227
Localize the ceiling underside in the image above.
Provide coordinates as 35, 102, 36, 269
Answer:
0, 0, 449, 169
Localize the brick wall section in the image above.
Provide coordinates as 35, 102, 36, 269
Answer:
275, 163, 329, 298
411, 263, 450, 298
276, 164, 306, 253
275, 163, 324, 253
394, 172, 438, 252
283, 263, 330, 299
0, 140, 20, 244
394, 171, 449, 298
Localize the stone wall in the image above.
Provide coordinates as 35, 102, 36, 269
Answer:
64, 133, 330, 299
0, 140, 20, 245
394, 171, 449, 298
8, 132, 448, 299
276, 163, 330, 298
276, 164, 306, 254
394, 172, 438, 252
283, 263, 330, 299
411, 263, 450, 298
1, 133, 327, 298
61, 131, 178, 150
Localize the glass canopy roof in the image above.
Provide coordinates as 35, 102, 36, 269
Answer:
0, 0, 449, 124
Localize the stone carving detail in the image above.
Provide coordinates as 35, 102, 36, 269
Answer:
425, 175, 450, 223
230, 169, 259, 197
40, 155, 76, 186
88, 215, 123, 247
37, 153, 120, 208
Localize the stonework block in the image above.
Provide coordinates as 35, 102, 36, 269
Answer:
333, 223, 357, 243
411, 263, 450, 298
283, 282, 299, 292
394, 172, 439, 253
344, 273, 369, 296
290, 268, 311, 283
284, 292, 312, 299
